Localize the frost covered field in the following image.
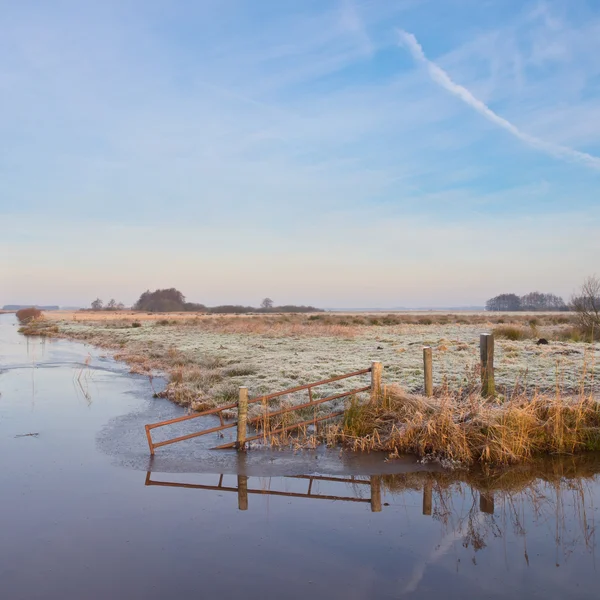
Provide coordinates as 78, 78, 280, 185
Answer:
40, 313, 600, 410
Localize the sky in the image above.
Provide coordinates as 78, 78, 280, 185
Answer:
1, 0, 599, 308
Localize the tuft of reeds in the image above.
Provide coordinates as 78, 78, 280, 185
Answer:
333, 384, 600, 465
493, 325, 530, 341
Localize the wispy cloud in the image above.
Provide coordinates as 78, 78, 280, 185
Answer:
338, 0, 374, 57
398, 29, 600, 171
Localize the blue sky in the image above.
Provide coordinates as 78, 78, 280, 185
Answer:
1, 0, 599, 307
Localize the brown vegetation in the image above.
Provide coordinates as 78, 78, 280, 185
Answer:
43, 309, 577, 329
16, 307, 42, 323
333, 384, 600, 465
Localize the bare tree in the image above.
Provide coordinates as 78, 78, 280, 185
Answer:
571, 276, 600, 339
260, 297, 274, 310
107, 299, 117, 310
91, 298, 103, 310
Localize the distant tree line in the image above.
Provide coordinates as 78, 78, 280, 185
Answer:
485, 292, 568, 312
88, 288, 323, 314
90, 298, 125, 311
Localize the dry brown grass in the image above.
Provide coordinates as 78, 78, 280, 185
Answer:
44, 309, 577, 330
333, 384, 600, 465
493, 325, 532, 341
16, 307, 42, 323
17, 315, 59, 336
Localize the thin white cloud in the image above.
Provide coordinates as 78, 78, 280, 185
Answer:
398, 29, 600, 171
338, 0, 374, 57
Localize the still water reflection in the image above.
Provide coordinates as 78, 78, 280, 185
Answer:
1, 313, 599, 599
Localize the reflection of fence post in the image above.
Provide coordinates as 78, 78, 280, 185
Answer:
370, 475, 382, 512
480, 334, 495, 397
145, 425, 155, 455
422, 481, 432, 516
479, 492, 494, 514
237, 387, 248, 450
423, 347, 433, 397
371, 361, 383, 404
238, 475, 248, 511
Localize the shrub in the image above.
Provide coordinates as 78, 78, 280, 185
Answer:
493, 325, 529, 341
131, 321, 142, 328
557, 326, 595, 344
16, 307, 42, 323
223, 365, 258, 377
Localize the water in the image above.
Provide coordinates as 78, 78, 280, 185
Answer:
1, 313, 598, 599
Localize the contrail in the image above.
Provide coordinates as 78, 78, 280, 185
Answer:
398, 29, 600, 171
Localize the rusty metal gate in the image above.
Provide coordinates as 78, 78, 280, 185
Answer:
144, 362, 381, 455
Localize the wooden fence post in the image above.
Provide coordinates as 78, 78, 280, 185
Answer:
370, 475, 382, 512
237, 386, 248, 450
237, 475, 248, 511
371, 361, 383, 404
422, 481, 433, 516
423, 347, 433, 397
480, 334, 495, 397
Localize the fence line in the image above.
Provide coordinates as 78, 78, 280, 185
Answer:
144, 332, 497, 455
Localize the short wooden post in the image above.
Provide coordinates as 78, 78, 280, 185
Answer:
237, 475, 248, 511
480, 333, 495, 397
422, 481, 433, 516
479, 492, 494, 515
237, 386, 248, 450
423, 347, 433, 397
371, 361, 383, 404
370, 475, 382, 512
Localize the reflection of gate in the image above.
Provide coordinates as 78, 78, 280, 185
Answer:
144, 472, 385, 512
144, 472, 496, 515
144, 362, 382, 455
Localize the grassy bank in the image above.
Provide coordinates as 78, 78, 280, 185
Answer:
335, 385, 600, 465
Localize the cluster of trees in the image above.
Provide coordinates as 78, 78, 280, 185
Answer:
485, 292, 567, 312
90, 298, 125, 311
128, 288, 323, 314
133, 288, 205, 312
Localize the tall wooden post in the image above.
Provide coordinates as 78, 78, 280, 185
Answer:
371, 361, 383, 404
480, 334, 495, 397
237, 387, 248, 450
370, 475, 382, 512
423, 347, 433, 397
422, 481, 433, 516
237, 475, 248, 511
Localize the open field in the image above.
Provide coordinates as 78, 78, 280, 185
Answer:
46, 308, 574, 322
32, 311, 599, 401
